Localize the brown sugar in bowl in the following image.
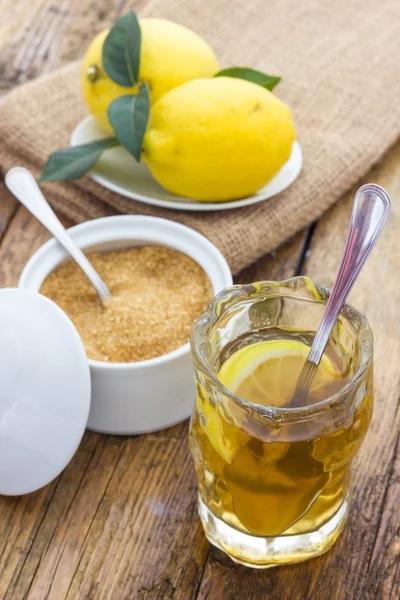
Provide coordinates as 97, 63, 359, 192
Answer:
40, 246, 214, 364
19, 216, 232, 434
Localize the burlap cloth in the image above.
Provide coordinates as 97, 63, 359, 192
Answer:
1, 0, 400, 273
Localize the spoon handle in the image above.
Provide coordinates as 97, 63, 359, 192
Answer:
307, 183, 391, 366
5, 167, 111, 303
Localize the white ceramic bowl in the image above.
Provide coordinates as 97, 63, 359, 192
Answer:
19, 215, 232, 435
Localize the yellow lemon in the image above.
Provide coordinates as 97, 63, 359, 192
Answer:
143, 77, 296, 201
218, 340, 339, 407
81, 18, 219, 133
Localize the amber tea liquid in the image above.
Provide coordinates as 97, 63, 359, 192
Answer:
190, 328, 373, 565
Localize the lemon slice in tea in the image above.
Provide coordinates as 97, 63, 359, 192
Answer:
218, 339, 343, 407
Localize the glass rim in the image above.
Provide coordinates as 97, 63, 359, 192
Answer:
190, 276, 373, 420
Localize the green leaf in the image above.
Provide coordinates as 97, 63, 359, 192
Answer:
108, 84, 150, 162
215, 67, 281, 91
39, 138, 119, 182
102, 10, 141, 87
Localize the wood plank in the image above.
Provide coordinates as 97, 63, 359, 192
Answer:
0, 207, 58, 285
235, 231, 306, 284
0, 185, 17, 240
0, 434, 101, 599
196, 140, 400, 599
361, 432, 400, 600
0, 0, 129, 94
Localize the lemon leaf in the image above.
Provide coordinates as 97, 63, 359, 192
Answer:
39, 138, 119, 182
102, 10, 141, 87
108, 84, 150, 162
215, 67, 281, 91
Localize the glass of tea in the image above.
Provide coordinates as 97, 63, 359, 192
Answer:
189, 277, 373, 568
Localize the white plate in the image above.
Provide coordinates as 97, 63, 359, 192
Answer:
71, 115, 303, 212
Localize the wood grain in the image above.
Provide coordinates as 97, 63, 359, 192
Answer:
0, 0, 128, 94
0, 186, 18, 239
235, 231, 307, 284
362, 432, 400, 600
0, 0, 399, 598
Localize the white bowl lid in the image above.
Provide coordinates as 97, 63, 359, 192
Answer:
0, 289, 91, 495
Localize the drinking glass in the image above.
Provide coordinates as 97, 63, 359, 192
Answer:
189, 277, 373, 567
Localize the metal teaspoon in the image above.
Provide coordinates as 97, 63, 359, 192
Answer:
5, 167, 111, 304
292, 183, 391, 406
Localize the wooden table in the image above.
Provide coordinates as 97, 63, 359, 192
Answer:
0, 2, 399, 599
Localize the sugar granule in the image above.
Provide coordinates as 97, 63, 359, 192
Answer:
40, 246, 213, 363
